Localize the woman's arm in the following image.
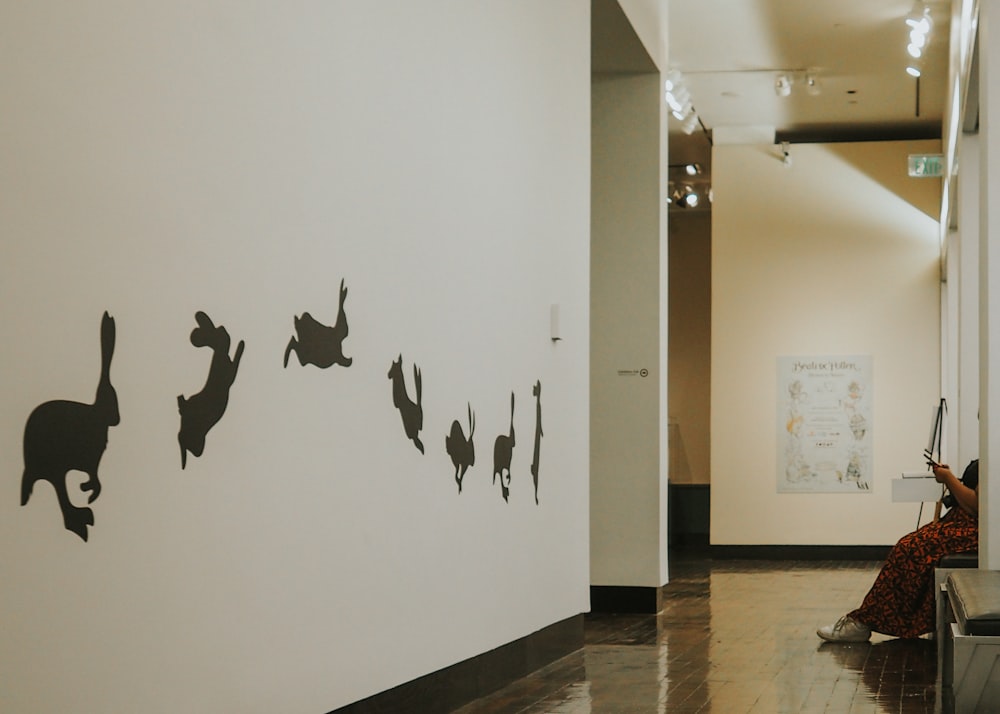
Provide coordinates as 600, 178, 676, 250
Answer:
933, 463, 979, 516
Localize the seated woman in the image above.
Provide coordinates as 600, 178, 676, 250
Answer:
817, 459, 979, 642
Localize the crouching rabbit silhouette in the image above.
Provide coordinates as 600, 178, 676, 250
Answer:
284, 278, 352, 369
21, 311, 120, 541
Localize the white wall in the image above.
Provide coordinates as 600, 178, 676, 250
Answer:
0, 3, 591, 712
712, 141, 943, 545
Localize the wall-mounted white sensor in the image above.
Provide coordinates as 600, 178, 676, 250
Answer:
781, 141, 792, 167
550, 304, 562, 342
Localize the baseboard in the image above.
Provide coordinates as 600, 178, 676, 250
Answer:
589, 585, 662, 614
707, 544, 892, 560
328, 613, 583, 714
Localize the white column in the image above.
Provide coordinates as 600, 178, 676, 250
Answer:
590, 70, 667, 590
959, 135, 980, 469
980, 0, 1000, 569
945, 227, 959, 460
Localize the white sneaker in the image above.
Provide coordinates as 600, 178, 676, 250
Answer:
817, 615, 871, 642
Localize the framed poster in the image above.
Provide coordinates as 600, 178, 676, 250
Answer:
777, 356, 873, 493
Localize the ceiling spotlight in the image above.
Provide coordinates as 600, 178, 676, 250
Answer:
664, 69, 682, 93
805, 74, 821, 96
678, 186, 699, 208
775, 75, 792, 97
669, 184, 700, 209
904, 4, 931, 74
906, 5, 932, 35
667, 86, 691, 114
684, 163, 702, 176
680, 112, 700, 135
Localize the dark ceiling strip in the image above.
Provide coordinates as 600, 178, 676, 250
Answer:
773, 126, 942, 144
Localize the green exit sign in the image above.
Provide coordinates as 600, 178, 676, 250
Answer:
908, 154, 944, 177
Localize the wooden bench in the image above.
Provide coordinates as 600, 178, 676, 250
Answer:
942, 569, 1000, 713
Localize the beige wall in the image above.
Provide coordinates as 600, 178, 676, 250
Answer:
669, 211, 711, 484
712, 140, 943, 545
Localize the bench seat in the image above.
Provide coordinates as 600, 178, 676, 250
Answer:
936, 552, 979, 668
949, 570, 1000, 636
943, 569, 1000, 713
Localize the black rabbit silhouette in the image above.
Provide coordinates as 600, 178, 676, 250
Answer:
21, 311, 119, 541
530, 380, 542, 505
446, 403, 475, 493
178, 312, 245, 469
284, 278, 352, 369
493, 392, 515, 502
388, 354, 423, 453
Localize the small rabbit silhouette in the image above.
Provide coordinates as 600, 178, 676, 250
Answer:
178, 312, 245, 469
388, 354, 423, 453
445, 403, 475, 493
530, 380, 543, 505
21, 311, 120, 541
284, 278, 352, 369
493, 392, 515, 502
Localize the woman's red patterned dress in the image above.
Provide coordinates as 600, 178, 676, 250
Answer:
849, 461, 979, 638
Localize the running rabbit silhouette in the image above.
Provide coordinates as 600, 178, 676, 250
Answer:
530, 380, 543, 505
178, 312, 245, 469
446, 403, 475, 493
21, 311, 119, 541
283, 278, 352, 369
493, 392, 515, 502
388, 354, 423, 453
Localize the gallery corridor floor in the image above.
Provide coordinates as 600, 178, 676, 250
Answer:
454, 553, 944, 714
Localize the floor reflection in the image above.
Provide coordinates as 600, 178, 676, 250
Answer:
457, 553, 945, 713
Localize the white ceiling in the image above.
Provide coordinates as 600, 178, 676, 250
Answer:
664, 0, 951, 168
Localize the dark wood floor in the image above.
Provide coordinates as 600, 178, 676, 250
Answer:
454, 553, 946, 713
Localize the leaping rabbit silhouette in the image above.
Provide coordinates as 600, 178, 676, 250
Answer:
388, 354, 423, 454
21, 311, 119, 541
178, 312, 245, 469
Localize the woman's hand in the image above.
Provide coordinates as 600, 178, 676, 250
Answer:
931, 463, 954, 483
933, 463, 979, 516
